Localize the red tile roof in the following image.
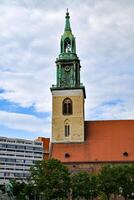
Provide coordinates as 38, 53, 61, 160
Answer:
51, 120, 134, 163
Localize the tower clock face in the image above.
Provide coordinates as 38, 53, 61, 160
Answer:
65, 65, 70, 72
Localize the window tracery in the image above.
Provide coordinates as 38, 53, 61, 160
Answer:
63, 98, 72, 115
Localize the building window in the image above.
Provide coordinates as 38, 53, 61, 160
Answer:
63, 98, 72, 115
64, 120, 70, 137
65, 125, 70, 137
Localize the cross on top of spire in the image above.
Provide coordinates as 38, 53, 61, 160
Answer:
66, 8, 69, 15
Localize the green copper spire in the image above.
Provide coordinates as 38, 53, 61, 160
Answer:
51, 10, 86, 98
57, 10, 77, 59
64, 8, 71, 32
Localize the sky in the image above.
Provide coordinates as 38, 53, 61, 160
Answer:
0, 0, 134, 140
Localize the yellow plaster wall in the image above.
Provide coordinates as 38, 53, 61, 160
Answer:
52, 94, 85, 142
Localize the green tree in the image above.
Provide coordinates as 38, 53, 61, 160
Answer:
90, 174, 99, 199
71, 171, 98, 200
30, 158, 70, 200
98, 165, 117, 200
98, 164, 134, 200
11, 180, 27, 200
11, 179, 38, 200
115, 164, 134, 199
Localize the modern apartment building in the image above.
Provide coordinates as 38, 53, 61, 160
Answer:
0, 136, 44, 185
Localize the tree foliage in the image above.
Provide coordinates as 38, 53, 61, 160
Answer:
71, 171, 99, 200
114, 164, 134, 199
98, 165, 117, 200
11, 180, 34, 200
30, 158, 70, 200
98, 164, 134, 200
10, 161, 134, 200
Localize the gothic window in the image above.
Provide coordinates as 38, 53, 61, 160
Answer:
64, 120, 70, 137
63, 98, 72, 115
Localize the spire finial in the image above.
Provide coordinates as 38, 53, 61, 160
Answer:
65, 9, 71, 32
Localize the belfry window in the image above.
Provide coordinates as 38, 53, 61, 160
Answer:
63, 98, 72, 115
64, 38, 71, 53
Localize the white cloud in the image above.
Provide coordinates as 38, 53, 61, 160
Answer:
0, 110, 50, 136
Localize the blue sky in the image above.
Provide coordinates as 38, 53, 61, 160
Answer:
0, 0, 134, 140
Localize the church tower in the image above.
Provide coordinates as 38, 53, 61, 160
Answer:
51, 10, 86, 143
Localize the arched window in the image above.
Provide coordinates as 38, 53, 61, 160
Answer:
64, 38, 71, 53
63, 98, 72, 115
64, 120, 70, 137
